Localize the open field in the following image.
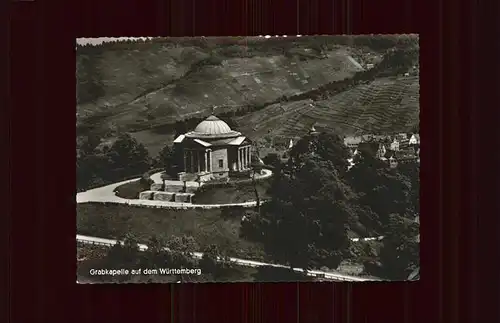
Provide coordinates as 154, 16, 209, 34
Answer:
77, 203, 267, 260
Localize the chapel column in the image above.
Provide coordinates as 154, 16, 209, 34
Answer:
196, 150, 200, 173
247, 147, 251, 169
246, 147, 250, 169
183, 150, 187, 172
240, 147, 245, 170
238, 148, 242, 171
241, 148, 245, 170
190, 150, 194, 173
244, 147, 248, 169
208, 150, 212, 172
210, 150, 213, 171
205, 150, 208, 172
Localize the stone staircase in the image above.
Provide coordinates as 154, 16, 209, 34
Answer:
139, 190, 195, 203
140, 177, 201, 204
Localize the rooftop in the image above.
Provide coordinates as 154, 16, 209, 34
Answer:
185, 115, 242, 139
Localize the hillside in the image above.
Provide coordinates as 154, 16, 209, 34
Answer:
76, 35, 414, 134
234, 75, 419, 141
77, 35, 419, 157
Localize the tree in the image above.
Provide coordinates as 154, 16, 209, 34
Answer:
348, 150, 413, 229
156, 144, 173, 169
140, 235, 169, 268
76, 135, 112, 190
262, 153, 281, 170
165, 235, 200, 282
246, 133, 354, 271
78, 134, 102, 156
102, 233, 141, 282
365, 214, 419, 280
199, 244, 220, 275
165, 235, 199, 267
288, 132, 351, 174
250, 164, 262, 210
159, 138, 184, 177
397, 160, 420, 216
107, 133, 151, 179
239, 209, 263, 241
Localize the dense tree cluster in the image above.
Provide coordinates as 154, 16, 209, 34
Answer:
242, 131, 419, 278
76, 133, 151, 191
77, 130, 191, 191
77, 126, 419, 280
153, 141, 184, 178
76, 35, 417, 55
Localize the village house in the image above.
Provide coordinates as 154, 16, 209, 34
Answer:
409, 133, 420, 145
389, 133, 421, 152
343, 136, 363, 149
395, 133, 410, 150
344, 132, 420, 169
357, 142, 387, 159
390, 137, 400, 151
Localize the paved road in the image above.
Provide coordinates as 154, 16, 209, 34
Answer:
77, 234, 374, 282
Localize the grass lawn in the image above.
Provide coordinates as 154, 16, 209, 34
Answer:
192, 179, 272, 204
76, 203, 266, 261
114, 179, 152, 199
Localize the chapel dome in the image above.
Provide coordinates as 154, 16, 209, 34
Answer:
195, 115, 232, 134
185, 115, 242, 139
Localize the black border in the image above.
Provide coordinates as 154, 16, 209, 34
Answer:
7, 0, 497, 321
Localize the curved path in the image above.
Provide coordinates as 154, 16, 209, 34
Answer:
77, 234, 374, 282
76, 171, 385, 240
77, 170, 272, 209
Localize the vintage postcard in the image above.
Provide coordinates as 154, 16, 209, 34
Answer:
76, 35, 420, 283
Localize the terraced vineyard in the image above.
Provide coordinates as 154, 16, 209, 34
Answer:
105, 51, 364, 129
235, 75, 419, 139
77, 36, 419, 157
77, 38, 370, 136
234, 100, 317, 140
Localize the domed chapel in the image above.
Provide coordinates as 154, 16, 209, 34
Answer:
173, 114, 253, 182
